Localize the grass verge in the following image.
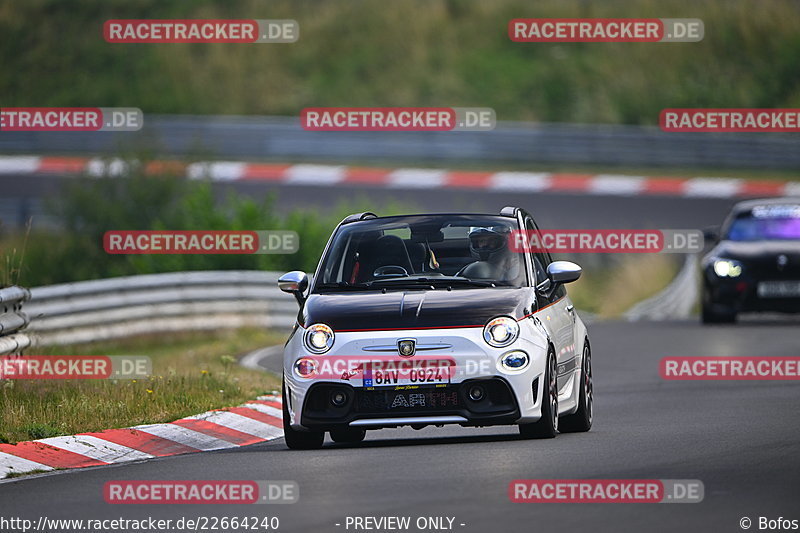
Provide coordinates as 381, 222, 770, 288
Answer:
0, 328, 285, 444
567, 254, 680, 319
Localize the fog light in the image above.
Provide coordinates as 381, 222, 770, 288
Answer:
500, 350, 530, 372
294, 357, 318, 378
468, 385, 485, 402
330, 390, 348, 407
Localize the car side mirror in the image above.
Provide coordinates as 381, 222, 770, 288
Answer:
536, 261, 581, 296
547, 261, 582, 284
278, 271, 308, 307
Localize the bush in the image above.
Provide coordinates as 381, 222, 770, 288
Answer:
0, 164, 396, 286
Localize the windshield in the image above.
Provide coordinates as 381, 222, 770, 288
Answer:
315, 215, 526, 290
726, 205, 800, 242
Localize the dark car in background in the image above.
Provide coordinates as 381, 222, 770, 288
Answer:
702, 198, 800, 323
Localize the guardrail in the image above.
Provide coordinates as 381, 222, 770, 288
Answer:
25, 271, 299, 346
2, 115, 799, 170
624, 254, 699, 321
24, 259, 698, 346
0, 286, 32, 354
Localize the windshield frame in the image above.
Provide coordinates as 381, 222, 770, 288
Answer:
311, 214, 529, 293
722, 205, 800, 242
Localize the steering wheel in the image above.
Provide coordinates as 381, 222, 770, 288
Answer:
454, 263, 472, 277
373, 265, 409, 278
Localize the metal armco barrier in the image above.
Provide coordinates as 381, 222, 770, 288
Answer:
624, 254, 699, 321
22, 264, 694, 346
1, 115, 799, 170
0, 285, 31, 355
25, 271, 299, 346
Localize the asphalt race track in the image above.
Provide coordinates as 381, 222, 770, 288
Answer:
2, 319, 799, 533
0, 174, 742, 231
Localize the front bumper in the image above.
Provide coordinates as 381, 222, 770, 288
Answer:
704, 274, 800, 314
283, 325, 550, 431
298, 378, 522, 431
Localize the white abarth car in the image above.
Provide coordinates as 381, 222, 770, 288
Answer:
278, 207, 592, 449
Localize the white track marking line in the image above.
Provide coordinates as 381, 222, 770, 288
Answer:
684, 178, 743, 197
242, 402, 283, 420
589, 175, 646, 195
190, 411, 283, 439
0, 452, 54, 478
36, 435, 153, 463
387, 168, 447, 188
132, 424, 237, 451
285, 164, 345, 185
0, 156, 41, 173
186, 161, 247, 181
489, 172, 551, 191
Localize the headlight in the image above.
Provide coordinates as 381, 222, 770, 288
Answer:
303, 323, 334, 354
483, 316, 520, 348
712, 259, 743, 278
499, 350, 530, 372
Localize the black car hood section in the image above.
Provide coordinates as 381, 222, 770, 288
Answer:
708, 240, 800, 261
302, 288, 531, 331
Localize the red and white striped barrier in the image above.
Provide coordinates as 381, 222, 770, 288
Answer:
0, 395, 283, 479
0, 155, 798, 199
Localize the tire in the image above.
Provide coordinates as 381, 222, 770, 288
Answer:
330, 427, 367, 444
559, 342, 593, 433
282, 379, 324, 450
519, 349, 558, 439
701, 287, 737, 324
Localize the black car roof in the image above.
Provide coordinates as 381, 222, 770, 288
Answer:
340, 211, 519, 225
731, 197, 800, 213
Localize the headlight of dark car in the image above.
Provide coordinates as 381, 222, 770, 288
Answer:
710, 258, 744, 278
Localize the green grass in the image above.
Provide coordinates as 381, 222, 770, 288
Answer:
1, 0, 799, 125
0, 328, 286, 444
0, 255, 682, 444
568, 254, 679, 318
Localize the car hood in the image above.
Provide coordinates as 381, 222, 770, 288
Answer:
707, 240, 800, 261
301, 288, 531, 331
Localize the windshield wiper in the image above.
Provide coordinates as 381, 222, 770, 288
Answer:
315, 282, 372, 290
368, 277, 505, 288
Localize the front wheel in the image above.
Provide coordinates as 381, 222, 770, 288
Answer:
560, 342, 593, 433
519, 349, 558, 439
701, 287, 737, 324
282, 380, 324, 450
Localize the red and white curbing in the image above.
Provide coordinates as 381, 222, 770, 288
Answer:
0, 395, 283, 479
0, 155, 798, 199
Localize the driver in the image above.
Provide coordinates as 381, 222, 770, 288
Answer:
462, 227, 520, 282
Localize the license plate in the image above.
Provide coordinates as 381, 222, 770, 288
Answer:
361, 360, 451, 388
757, 281, 800, 298
357, 387, 461, 412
